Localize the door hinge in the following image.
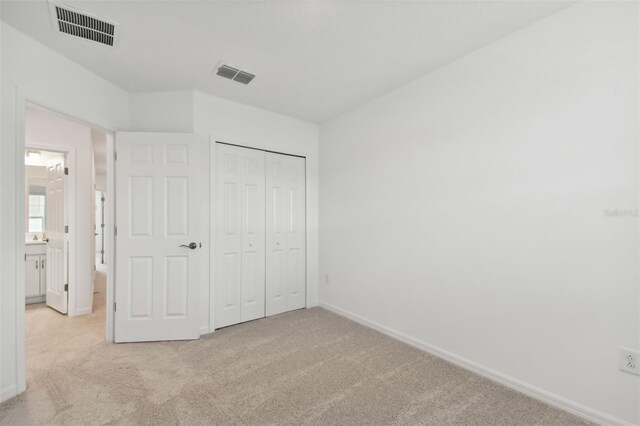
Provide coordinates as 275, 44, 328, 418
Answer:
24, 254, 27, 261
114, 302, 117, 312
65, 225, 69, 233
64, 167, 69, 175
64, 284, 69, 292
115, 226, 118, 236
114, 152, 117, 161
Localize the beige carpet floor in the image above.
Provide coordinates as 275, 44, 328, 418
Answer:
0, 268, 589, 425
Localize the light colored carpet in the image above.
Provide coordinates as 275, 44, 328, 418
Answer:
0, 269, 589, 425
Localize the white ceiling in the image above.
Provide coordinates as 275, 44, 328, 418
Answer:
1, 1, 574, 123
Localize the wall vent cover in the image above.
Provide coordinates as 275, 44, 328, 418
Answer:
215, 62, 256, 85
49, 1, 118, 47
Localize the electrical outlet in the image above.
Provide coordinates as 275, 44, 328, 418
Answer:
619, 347, 640, 376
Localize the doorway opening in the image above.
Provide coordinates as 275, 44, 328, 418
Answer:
22, 105, 113, 385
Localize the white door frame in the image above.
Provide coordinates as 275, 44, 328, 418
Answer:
12, 89, 117, 395
208, 138, 308, 333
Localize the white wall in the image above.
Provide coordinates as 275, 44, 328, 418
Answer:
25, 165, 47, 179
92, 128, 107, 192
0, 22, 129, 402
0, 5, 4, 405
129, 91, 194, 133
319, 2, 639, 424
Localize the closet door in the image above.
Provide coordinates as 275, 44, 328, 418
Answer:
266, 153, 306, 316
215, 144, 266, 328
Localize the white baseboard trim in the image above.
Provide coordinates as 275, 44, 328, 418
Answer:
307, 299, 319, 308
319, 302, 632, 426
199, 325, 211, 336
0, 384, 18, 403
70, 307, 92, 317
25, 295, 45, 304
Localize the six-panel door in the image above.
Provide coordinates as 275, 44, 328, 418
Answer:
46, 158, 68, 314
214, 144, 266, 328
115, 132, 204, 343
266, 152, 306, 316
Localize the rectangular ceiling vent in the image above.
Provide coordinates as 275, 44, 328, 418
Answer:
215, 62, 256, 85
49, 1, 118, 47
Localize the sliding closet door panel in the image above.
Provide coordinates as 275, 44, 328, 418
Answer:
284, 158, 306, 311
267, 181, 286, 315
215, 144, 265, 328
215, 145, 242, 328
240, 153, 266, 322
266, 153, 306, 316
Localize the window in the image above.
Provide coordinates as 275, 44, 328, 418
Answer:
28, 186, 46, 233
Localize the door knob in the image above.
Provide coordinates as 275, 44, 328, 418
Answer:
179, 242, 198, 250
249, 242, 254, 247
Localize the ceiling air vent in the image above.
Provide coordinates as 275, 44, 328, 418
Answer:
215, 62, 256, 85
49, 1, 118, 47
216, 64, 240, 80
233, 71, 255, 85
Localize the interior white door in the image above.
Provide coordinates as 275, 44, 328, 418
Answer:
215, 143, 266, 328
45, 158, 68, 314
115, 132, 205, 342
266, 152, 306, 316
